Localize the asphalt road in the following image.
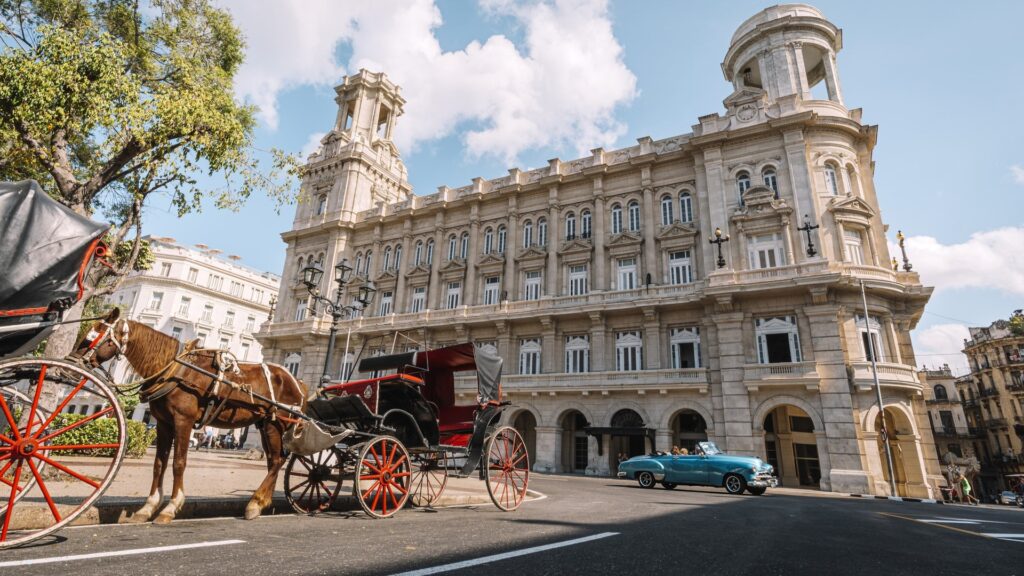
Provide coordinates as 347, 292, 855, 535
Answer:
3, 475, 1023, 576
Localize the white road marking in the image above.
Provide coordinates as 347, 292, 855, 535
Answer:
919, 520, 980, 525
923, 517, 1011, 524
390, 532, 619, 576
981, 533, 1024, 542
0, 539, 246, 568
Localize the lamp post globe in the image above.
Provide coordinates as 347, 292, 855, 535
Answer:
302, 263, 324, 290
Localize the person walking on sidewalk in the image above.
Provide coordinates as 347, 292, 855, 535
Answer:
959, 474, 979, 505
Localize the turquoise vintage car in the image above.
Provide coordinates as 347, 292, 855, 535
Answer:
616, 441, 777, 495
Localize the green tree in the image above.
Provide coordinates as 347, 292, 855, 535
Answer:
0, 0, 297, 356
1010, 309, 1024, 338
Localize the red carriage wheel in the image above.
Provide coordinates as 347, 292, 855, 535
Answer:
484, 426, 530, 512
354, 436, 410, 519
0, 358, 126, 550
284, 447, 343, 514
409, 450, 448, 508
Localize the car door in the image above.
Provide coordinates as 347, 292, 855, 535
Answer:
668, 455, 708, 485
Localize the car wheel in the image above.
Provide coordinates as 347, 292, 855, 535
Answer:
637, 472, 656, 489
662, 482, 677, 490
724, 474, 746, 495
746, 486, 766, 496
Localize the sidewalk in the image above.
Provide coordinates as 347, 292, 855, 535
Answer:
11, 448, 528, 530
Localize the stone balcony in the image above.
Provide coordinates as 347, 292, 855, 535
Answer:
453, 368, 709, 398
849, 361, 922, 393
743, 362, 821, 391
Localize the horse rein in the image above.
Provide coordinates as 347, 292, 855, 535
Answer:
79, 317, 130, 363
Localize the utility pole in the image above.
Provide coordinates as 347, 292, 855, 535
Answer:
861, 279, 898, 496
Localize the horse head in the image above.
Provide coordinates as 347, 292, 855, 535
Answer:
70, 307, 129, 369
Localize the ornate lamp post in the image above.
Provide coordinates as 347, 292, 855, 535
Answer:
709, 227, 731, 269
896, 230, 912, 272
797, 214, 819, 257
301, 259, 376, 388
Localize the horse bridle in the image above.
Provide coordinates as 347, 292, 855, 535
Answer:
79, 317, 131, 364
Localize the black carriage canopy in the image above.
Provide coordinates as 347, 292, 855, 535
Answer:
0, 180, 107, 315
357, 342, 503, 407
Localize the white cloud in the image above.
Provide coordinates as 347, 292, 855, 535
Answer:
300, 132, 326, 159
912, 323, 970, 375
220, 0, 637, 162
891, 227, 1024, 295
1012, 164, 1024, 185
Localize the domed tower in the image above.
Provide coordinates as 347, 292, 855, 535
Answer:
721, 4, 844, 118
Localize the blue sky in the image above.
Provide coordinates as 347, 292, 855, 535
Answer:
140, 1, 1024, 373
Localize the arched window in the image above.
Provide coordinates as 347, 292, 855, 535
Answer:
447, 234, 457, 261
737, 171, 751, 204
581, 210, 592, 238
483, 227, 494, 254
394, 244, 402, 269
679, 192, 693, 223
627, 201, 641, 232
382, 246, 392, 271
660, 194, 674, 226
414, 241, 423, 266
762, 168, 778, 198
538, 218, 548, 246
611, 203, 623, 234
426, 239, 434, 264
353, 253, 362, 276
460, 232, 469, 259
565, 212, 576, 240
316, 195, 327, 216
364, 250, 373, 276
522, 220, 533, 248
934, 384, 948, 401
497, 225, 507, 254
824, 163, 839, 195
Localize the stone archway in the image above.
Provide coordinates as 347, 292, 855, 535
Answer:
873, 407, 928, 498
558, 410, 590, 474
608, 409, 647, 473
761, 404, 821, 489
669, 409, 708, 453
511, 410, 537, 468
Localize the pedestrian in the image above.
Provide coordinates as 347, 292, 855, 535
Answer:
680, 448, 689, 456
959, 474, 979, 505
237, 424, 250, 449
201, 425, 215, 450
671, 445, 681, 456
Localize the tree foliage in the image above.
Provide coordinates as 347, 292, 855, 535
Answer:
1010, 309, 1024, 338
0, 0, 299, 354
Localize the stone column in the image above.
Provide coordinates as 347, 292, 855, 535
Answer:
428, 214, 444, 310
790, 42, 812, 100
589, 312, 606, 372
541, 316, 556, 374
534, 426, 560, 473
702, 148, 730, 269
465, 206, 480, 305
395, 221, 411, 312
710, 311, 754, 454
823, 51, 844, 105
592, 178, 607, 291
496, 320, 511, 365
783, 129, 822, 261
782, 218, 796, 266
642, 307, 661, 370
641, 179, 657, 282
504, 204, 518, 300
546, 190, 560, 297
655, 429, 673, 454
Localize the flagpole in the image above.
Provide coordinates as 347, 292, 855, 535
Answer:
862, 279, 898, 496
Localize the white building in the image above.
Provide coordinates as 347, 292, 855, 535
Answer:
97, 236, 280, 427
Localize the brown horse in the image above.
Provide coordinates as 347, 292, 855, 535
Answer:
71, 308, 308, 523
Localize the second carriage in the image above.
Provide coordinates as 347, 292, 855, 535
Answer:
282, 343, 530, 518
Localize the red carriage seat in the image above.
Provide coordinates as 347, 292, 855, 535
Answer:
437, 404, 477, 434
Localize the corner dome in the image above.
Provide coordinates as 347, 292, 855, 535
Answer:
729, 4, 827, 45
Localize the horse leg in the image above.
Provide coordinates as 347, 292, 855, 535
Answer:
245, 422, 285, 520
154, 418, 193, 525
128, 418, 173, 523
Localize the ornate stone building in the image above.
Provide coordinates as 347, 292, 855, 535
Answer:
257, 4, 942, 497
956, 317, 1024, 494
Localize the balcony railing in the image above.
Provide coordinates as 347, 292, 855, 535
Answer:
453, 368, 710, 396
980, 387, 999, 398
986, 418, 1008, 429
962, 398, 979, 409
743, 361, 821, 391
964, 427, 985, 438
849, 361, 921, 391
932, 426, 957, 437
925, 397, 960, 405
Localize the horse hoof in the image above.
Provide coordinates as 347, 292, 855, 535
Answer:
126, 513, 151, 524
244, 503, 261, 520
153, 514, 174, 525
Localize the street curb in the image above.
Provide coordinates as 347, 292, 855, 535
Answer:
849, 494, 942, 504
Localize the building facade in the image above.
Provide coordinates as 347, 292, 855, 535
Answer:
101, 236, 280, 425
957, 316, 1024, 494
257, 4, 942, 496
920, 365, 979, 462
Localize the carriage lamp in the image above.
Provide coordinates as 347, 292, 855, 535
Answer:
302, 263, 324, 290
334, 259, 352, 283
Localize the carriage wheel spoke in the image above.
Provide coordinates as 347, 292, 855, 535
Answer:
32, 452, 100, 488
27, 457, 61, 522
291, 478, 310, 491
0, 460, 24, 541
297, 457, 312, 472
36, 406, 114, 444
0, 395, 21, 442
36, 443, 122, 452
0, 433, 14, 447
32, 376, 89, 435
0, 459, 19, 492
25, 365, 48, 435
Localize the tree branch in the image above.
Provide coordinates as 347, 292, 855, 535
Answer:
14, 120, 78, 196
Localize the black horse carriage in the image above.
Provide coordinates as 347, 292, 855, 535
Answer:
282, 343, 530, 518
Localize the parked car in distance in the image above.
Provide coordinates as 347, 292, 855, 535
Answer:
616, 441, 777, 495
997, 490, 1019, 505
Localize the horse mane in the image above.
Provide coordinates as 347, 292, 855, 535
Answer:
123, 320, 181, 378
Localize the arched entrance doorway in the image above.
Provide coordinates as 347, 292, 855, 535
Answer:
559, 411, 589, 474
873, 407, 925, 497
763, 404, 821, 489
670, 410, 708, 453
511, 410, 537, 469
608, 409, 647, 472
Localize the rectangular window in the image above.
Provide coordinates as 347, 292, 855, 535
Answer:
483, 276, 500, 305
171, 326, 183, 341
219, 337, 230, 350
240, 342, 251, 361
245, 315, 256, 332
230, 281, 244, 297
177, 296, 191, 317
207, 274, 223, 291
755, 317, 802, 364
617, 258, 636, 290
857, 315, 884, 362
148, 292, 164, 311
378, 291, 394, 316
669, 251, 693, 285
251, 288, 264, 304
294, 299, 307, 322
564, 336, 590, 373
201, 304, 214, 322
519, 339, 541, 375
411, 286, 426, 313
569, 265, 589, 296
616, 331, 643, 371
844, 229, 865, 265
670, 327, 701, 369
524, 271, 542, 301
224, 310, 235, 328
196, 332, 207, 347
187, 268, 199, 283
446, 281, 462, 309
748, 233, 786, 270
160, 262, 172, 277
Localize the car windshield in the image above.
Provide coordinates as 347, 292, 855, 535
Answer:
698, 441, 721, 455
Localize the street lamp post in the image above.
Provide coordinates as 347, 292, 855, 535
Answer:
797, 214, 819, 257
896, 230, 912, 272
709, 227, 731, 269
300, 259, 376, 389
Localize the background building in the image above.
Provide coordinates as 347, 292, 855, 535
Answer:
258, 4, 942, 496
99, 236, 280, 434
957, 315, 1024, 495
920, 365, 978, 460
